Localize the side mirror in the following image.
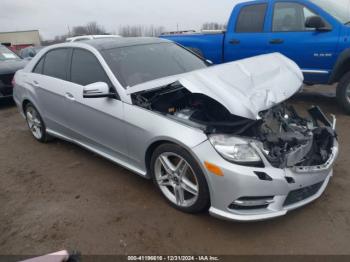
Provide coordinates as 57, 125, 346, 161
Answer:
305, 16, 330, 31
83, 82, 115, 98
206, 59, 213, 65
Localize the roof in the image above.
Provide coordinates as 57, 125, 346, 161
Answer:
0, 30, 39, 34
66, 35, 121, 42
81, 37, 171, 50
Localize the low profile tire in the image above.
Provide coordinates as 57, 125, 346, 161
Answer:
150, 143, 210, 213
336, 71, 350, 114
24, 103, 52, 143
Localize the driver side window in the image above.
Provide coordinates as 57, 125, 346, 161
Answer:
70, 48, 112, 87
273, 2, 318, 32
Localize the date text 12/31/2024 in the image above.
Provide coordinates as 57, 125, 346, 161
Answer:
127, 256, 220, 261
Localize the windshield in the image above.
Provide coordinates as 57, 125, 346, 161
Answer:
102, 43, 208, 87
309, 0, 350, 23
0, 46, 20, 61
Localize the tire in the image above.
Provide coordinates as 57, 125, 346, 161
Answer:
336, 71, 350, 114
150, 143, 210, 213
24, 103, 52, 143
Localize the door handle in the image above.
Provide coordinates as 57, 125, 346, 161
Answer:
229, 39, 241, 45
269, 39, 284, 44
32, 80, 40, 87
229, 39, 240, 45
65, 92, 75, 101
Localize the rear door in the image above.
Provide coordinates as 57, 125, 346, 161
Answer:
267, 1, 339, 83
64, 48, 129, 161
29, 48, 73, 136
224, 2, 271, 61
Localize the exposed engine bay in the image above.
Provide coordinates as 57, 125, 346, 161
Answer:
132, 83, 337, 169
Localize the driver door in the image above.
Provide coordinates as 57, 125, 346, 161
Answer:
64, 48, 129, 161
267, 1, 340, 83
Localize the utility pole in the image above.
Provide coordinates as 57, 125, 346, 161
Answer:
67, 25, 71, 36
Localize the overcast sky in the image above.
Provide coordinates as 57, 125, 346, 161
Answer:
1, 0, 247, 40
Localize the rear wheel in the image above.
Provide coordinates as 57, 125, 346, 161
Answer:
336, 71, 350, 114
24, 103, 52, 143
150, 143, 210, 213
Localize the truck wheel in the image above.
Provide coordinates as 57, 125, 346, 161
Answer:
337, 71, 350, 114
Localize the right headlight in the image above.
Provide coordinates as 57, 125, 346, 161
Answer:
208, 134, 262, 165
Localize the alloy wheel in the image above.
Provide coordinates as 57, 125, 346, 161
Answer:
26, 106, 43, 140
154, 152, 199, 207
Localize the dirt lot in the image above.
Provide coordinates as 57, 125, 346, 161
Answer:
0, 87, 350, 256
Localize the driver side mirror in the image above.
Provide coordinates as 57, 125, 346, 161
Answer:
305, 16, 331, 31
83, 82, 117, 98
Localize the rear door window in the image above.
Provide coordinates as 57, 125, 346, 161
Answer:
235, 4, 267, 33
33, 57, 45, 74
42, 48, 70, 80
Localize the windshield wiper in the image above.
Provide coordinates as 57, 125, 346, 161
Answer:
344, 21, 350, 25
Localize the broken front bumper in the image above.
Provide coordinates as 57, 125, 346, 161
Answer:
192, 138, 339, 222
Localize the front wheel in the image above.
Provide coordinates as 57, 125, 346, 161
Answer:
336, 71, 350, 114
150, 143, 210, 213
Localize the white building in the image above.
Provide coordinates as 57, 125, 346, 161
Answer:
0, 30, 41, 51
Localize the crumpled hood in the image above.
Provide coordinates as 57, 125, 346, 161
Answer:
127, 53, 304, 120
0, 59, 28, 75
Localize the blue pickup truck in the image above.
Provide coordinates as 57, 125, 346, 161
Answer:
161, 0, 350, 113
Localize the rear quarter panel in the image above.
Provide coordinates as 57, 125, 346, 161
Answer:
13, 70, 37, 116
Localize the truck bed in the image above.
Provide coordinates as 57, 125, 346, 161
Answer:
160, 32, 225, 64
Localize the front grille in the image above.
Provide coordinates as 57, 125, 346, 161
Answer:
284, 181, 324, 206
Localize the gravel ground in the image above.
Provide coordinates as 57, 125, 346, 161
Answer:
0, 86, 350, 256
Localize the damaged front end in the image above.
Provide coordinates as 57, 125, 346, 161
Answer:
131, 82, 337, 170
256, 105, 337, 169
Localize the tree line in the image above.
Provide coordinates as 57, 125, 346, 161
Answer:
42, 21, 226, 45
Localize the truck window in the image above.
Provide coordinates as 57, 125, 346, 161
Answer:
273, 2, 318, 32
235, 4, 267, 33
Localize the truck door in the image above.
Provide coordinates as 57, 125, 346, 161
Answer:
224, 3, 271, 62
267, 1, 339, 84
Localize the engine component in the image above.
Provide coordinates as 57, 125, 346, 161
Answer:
173, 108, 198, 120
132, 84, 336, 169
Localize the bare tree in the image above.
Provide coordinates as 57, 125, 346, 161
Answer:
118, 25, 165, 37
70, 22, 107, 37
201, 22, 226, 30
48, 22, 165, 44
72, 26, 88, 36
85, 22, 106, 35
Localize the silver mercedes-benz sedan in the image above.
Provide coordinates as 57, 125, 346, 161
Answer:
13, 38, 338, 221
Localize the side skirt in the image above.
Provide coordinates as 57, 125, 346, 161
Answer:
46, 129, 149, 179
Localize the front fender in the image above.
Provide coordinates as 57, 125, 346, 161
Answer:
329, 47, 350, 84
